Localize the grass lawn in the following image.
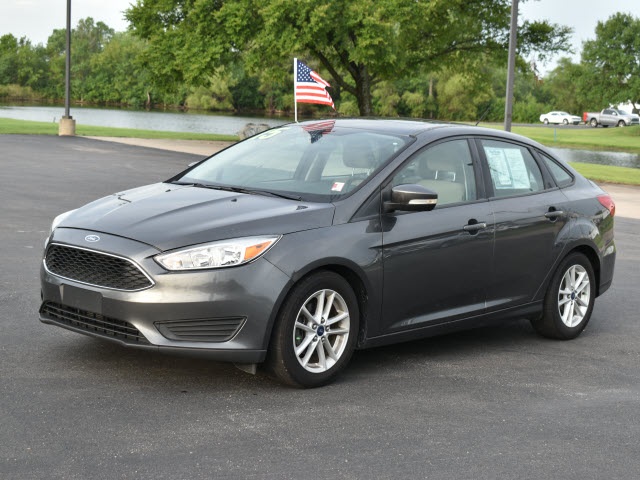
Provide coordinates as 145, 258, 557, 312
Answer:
0, 117, 239, 142
569, 162, 640, 185
2, 116, 639, 186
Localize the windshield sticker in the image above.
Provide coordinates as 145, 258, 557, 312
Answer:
331, 182, 345, 192
256, 129, 283, 140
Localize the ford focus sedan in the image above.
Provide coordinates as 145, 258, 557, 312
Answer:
40, 119, 616, 387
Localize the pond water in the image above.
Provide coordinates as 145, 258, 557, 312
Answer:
549, 147, 640, 169
0, 105, 289, 136
2, 105, 639, 167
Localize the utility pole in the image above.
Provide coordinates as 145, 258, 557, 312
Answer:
504, 0, 518, 132
59, 0, 76, 136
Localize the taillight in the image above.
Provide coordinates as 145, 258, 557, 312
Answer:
597, 194, 615, 217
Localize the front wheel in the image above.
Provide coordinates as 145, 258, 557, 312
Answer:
617, 120, 626, 127
543, 118, 549, 125
531, 252, 595, 340
267, 271, 359, 387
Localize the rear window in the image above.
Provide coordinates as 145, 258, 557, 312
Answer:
481, 139, 544, 197
540, 154, 574, 187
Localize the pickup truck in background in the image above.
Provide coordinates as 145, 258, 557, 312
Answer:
583, 109, 640, 127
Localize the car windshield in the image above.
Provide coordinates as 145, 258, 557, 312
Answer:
174, 122, 411, 202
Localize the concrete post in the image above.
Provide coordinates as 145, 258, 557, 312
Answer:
58, 117, 76, 136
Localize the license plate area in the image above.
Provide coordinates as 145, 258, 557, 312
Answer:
59, 284, 102, 313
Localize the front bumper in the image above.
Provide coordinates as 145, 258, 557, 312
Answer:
40, 228, 291, 363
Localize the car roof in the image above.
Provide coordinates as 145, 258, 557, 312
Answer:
294, 118, 541, 145
295, 118, 452, 136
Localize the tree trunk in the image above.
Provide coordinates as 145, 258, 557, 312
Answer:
355, 65, 373, 116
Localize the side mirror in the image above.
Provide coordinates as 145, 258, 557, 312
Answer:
384, 184, 437, 213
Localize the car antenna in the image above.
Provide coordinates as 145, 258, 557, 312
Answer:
475, 103, 493, 126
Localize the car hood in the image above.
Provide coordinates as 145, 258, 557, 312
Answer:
58, 183, 335, 251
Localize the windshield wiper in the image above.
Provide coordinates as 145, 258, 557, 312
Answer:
247, 189, 302, 201
168, 181, 301, 201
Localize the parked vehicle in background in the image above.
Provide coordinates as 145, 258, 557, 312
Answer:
539, 111, 581, 125
584, 109, 640, 127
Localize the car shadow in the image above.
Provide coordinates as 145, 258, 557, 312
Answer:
44, 318, 544, 391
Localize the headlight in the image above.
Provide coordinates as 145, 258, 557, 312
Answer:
155, 235, 281, 271
50, 209, 77, 233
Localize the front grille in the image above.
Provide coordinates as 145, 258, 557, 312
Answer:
155, 318, 245, 342
40, 302, 150, 344
45, 244, 153, 291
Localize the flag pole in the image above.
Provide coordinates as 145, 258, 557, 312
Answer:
294, 57, 298, 123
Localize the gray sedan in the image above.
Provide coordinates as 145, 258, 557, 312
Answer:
40, 119, 616, 387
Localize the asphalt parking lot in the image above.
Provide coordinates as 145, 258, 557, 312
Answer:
1, 134, 639, 479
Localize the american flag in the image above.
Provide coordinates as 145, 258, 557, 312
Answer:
295, 60, 335, 109
301, 120, 335, 143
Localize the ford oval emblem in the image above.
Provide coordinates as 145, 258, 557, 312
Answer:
85, 235, 100, 243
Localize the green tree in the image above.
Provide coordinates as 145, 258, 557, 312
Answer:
0, 34, 47, 90
42, 29, 67, 99
71, 18, 115, 101
0, 34, 19, 84
86, 32, 151, 105
581, 13, 640, 110
126, 0, 571, 116
542, 58, 589, 115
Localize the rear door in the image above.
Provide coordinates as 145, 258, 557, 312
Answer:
476, 138, 569, 311
599, 109, 616, 126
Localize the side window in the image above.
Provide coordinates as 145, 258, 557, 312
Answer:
540, 153, 574, 187
481, 139, 544, 197
392, 139, 477, 206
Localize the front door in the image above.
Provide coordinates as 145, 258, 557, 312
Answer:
378, 139, 494, 336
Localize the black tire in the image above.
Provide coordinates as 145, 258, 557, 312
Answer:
531, 252, 595, 340
590, 118, 598, 127
267, 271, 359, 388
562, 119, 568, 125
543, 118, 549, 125
617, 120, 625, 127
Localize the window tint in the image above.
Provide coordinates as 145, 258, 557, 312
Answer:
481, 140, 544, 197
392, 139, 476, 206
540, 153, 573, 187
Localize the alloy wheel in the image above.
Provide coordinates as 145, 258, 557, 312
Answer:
293, 288, 350, 373
557, 264, 591, 328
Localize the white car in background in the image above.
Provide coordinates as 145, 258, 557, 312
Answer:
539, 111, 581, 125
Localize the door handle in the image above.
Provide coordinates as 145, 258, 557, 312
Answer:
544, 210, 564, 220
463, 222, 487, 233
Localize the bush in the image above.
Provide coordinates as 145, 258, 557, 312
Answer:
0, 84, 40, 100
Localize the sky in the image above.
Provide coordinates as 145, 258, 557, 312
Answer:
1, 0, 639, 74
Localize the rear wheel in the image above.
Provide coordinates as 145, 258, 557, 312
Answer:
531, 252, 595, 340
562, 119, 569, 125
267, 271, 359, 387
590, 118, 598, 127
